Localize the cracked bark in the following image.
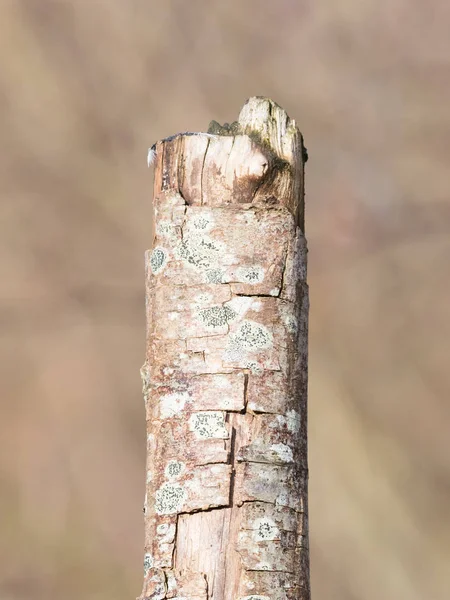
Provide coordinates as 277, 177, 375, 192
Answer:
138, 97, 309, 600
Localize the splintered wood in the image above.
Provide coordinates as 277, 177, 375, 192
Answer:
139, 97, 309, 600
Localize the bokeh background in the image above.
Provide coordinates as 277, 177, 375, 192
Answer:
1, 1, 449, 599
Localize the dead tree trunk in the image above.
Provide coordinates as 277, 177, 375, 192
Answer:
139, 97, 309, 600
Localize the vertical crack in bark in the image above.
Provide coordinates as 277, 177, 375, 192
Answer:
177, 136, 185, 202
228, 416, 238, 507
278, 245, 288, 298
243, 373, 249, 412
224, 136, 235, 184
200, 138, 211, 206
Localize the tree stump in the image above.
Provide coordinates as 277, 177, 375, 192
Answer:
139, 97, 309, 600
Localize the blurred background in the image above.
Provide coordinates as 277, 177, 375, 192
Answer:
1, 1, 449, 599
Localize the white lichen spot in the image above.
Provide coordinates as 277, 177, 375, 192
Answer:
251, 300, 263, 312
164, 460, 186, 480
162, 366, 175, 376
143, 552, 153, 574
150, 246, 168, 274
146, 470, 153, 484
204, 268, 225, 284
227, 296, 254, 317
234, 320, 273, 351
155, 482, 187, 515
168, 311, 179, 320
236, 265, 265, 284
175, 234, 225, 271
222, 338, 246, 363
159, 391, 190, 419
276, 492, 290, 507
269, 287, 280, 296
196, 304, 237, 328
240, 597, 270, 600
276, 410, 301, 433
270, 443, 294, 463
253, 517, 279, 541
189, 411, 228, 439
284, 315, 298, 334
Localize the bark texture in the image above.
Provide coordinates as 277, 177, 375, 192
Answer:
139, 97, 309, 600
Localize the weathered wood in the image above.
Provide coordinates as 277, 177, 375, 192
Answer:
139, 97, 309, 600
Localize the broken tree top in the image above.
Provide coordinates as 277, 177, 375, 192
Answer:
148, 96, 307, 231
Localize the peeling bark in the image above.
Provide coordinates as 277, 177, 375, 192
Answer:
138, 97, 309, 600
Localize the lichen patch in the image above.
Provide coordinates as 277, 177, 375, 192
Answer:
164, 460, 186, 480
222, 338, 247, 363
189, 212, 215, 231
276, 410, 301, 433
223, 320, 273, 364
236, 265, 265, 284
143, 552, 154, 575
189, 411, 229, 439
252, 517, 280, 541
234, 320, 273, 351
204, 268, 225, 284
150, 246, 169, 274
270, 443, 294, 463
196, 304, 237, 328
154, 482, 187, 515
175, 234, 225, 271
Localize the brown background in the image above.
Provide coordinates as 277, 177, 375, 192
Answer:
1, 1, 449, 599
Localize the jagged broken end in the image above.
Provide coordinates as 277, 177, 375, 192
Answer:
153, 97, 306, 231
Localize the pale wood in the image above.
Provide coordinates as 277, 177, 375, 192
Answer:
139, 97, 309, 600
